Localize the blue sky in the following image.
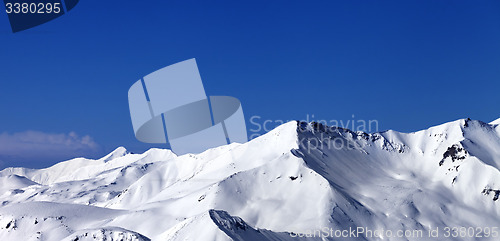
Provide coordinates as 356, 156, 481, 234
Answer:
0, 0, 499, 168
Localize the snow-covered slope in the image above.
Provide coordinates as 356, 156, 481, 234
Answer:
1, 119, 499, 241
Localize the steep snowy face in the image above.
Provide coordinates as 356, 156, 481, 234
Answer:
0, 119, 499, 241
294, 119, 500, 238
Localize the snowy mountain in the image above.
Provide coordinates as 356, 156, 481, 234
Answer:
1, 118, 499, 241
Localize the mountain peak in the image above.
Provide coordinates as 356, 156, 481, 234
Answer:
1, 118, 500, 240
99, 146, 128, 162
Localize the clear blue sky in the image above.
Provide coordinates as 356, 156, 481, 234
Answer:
0, 0, 499, 168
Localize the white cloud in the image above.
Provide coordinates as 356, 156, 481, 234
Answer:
0, 131, 102, 165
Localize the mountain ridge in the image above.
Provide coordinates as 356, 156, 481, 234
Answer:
0, 118, 499, 240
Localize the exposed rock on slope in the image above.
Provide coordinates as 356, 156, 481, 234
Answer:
0, 118, 499, 240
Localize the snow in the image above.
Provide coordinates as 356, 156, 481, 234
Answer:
61, 227, 151, 241
490, 118, 500, 125
0, 119, 499, 240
